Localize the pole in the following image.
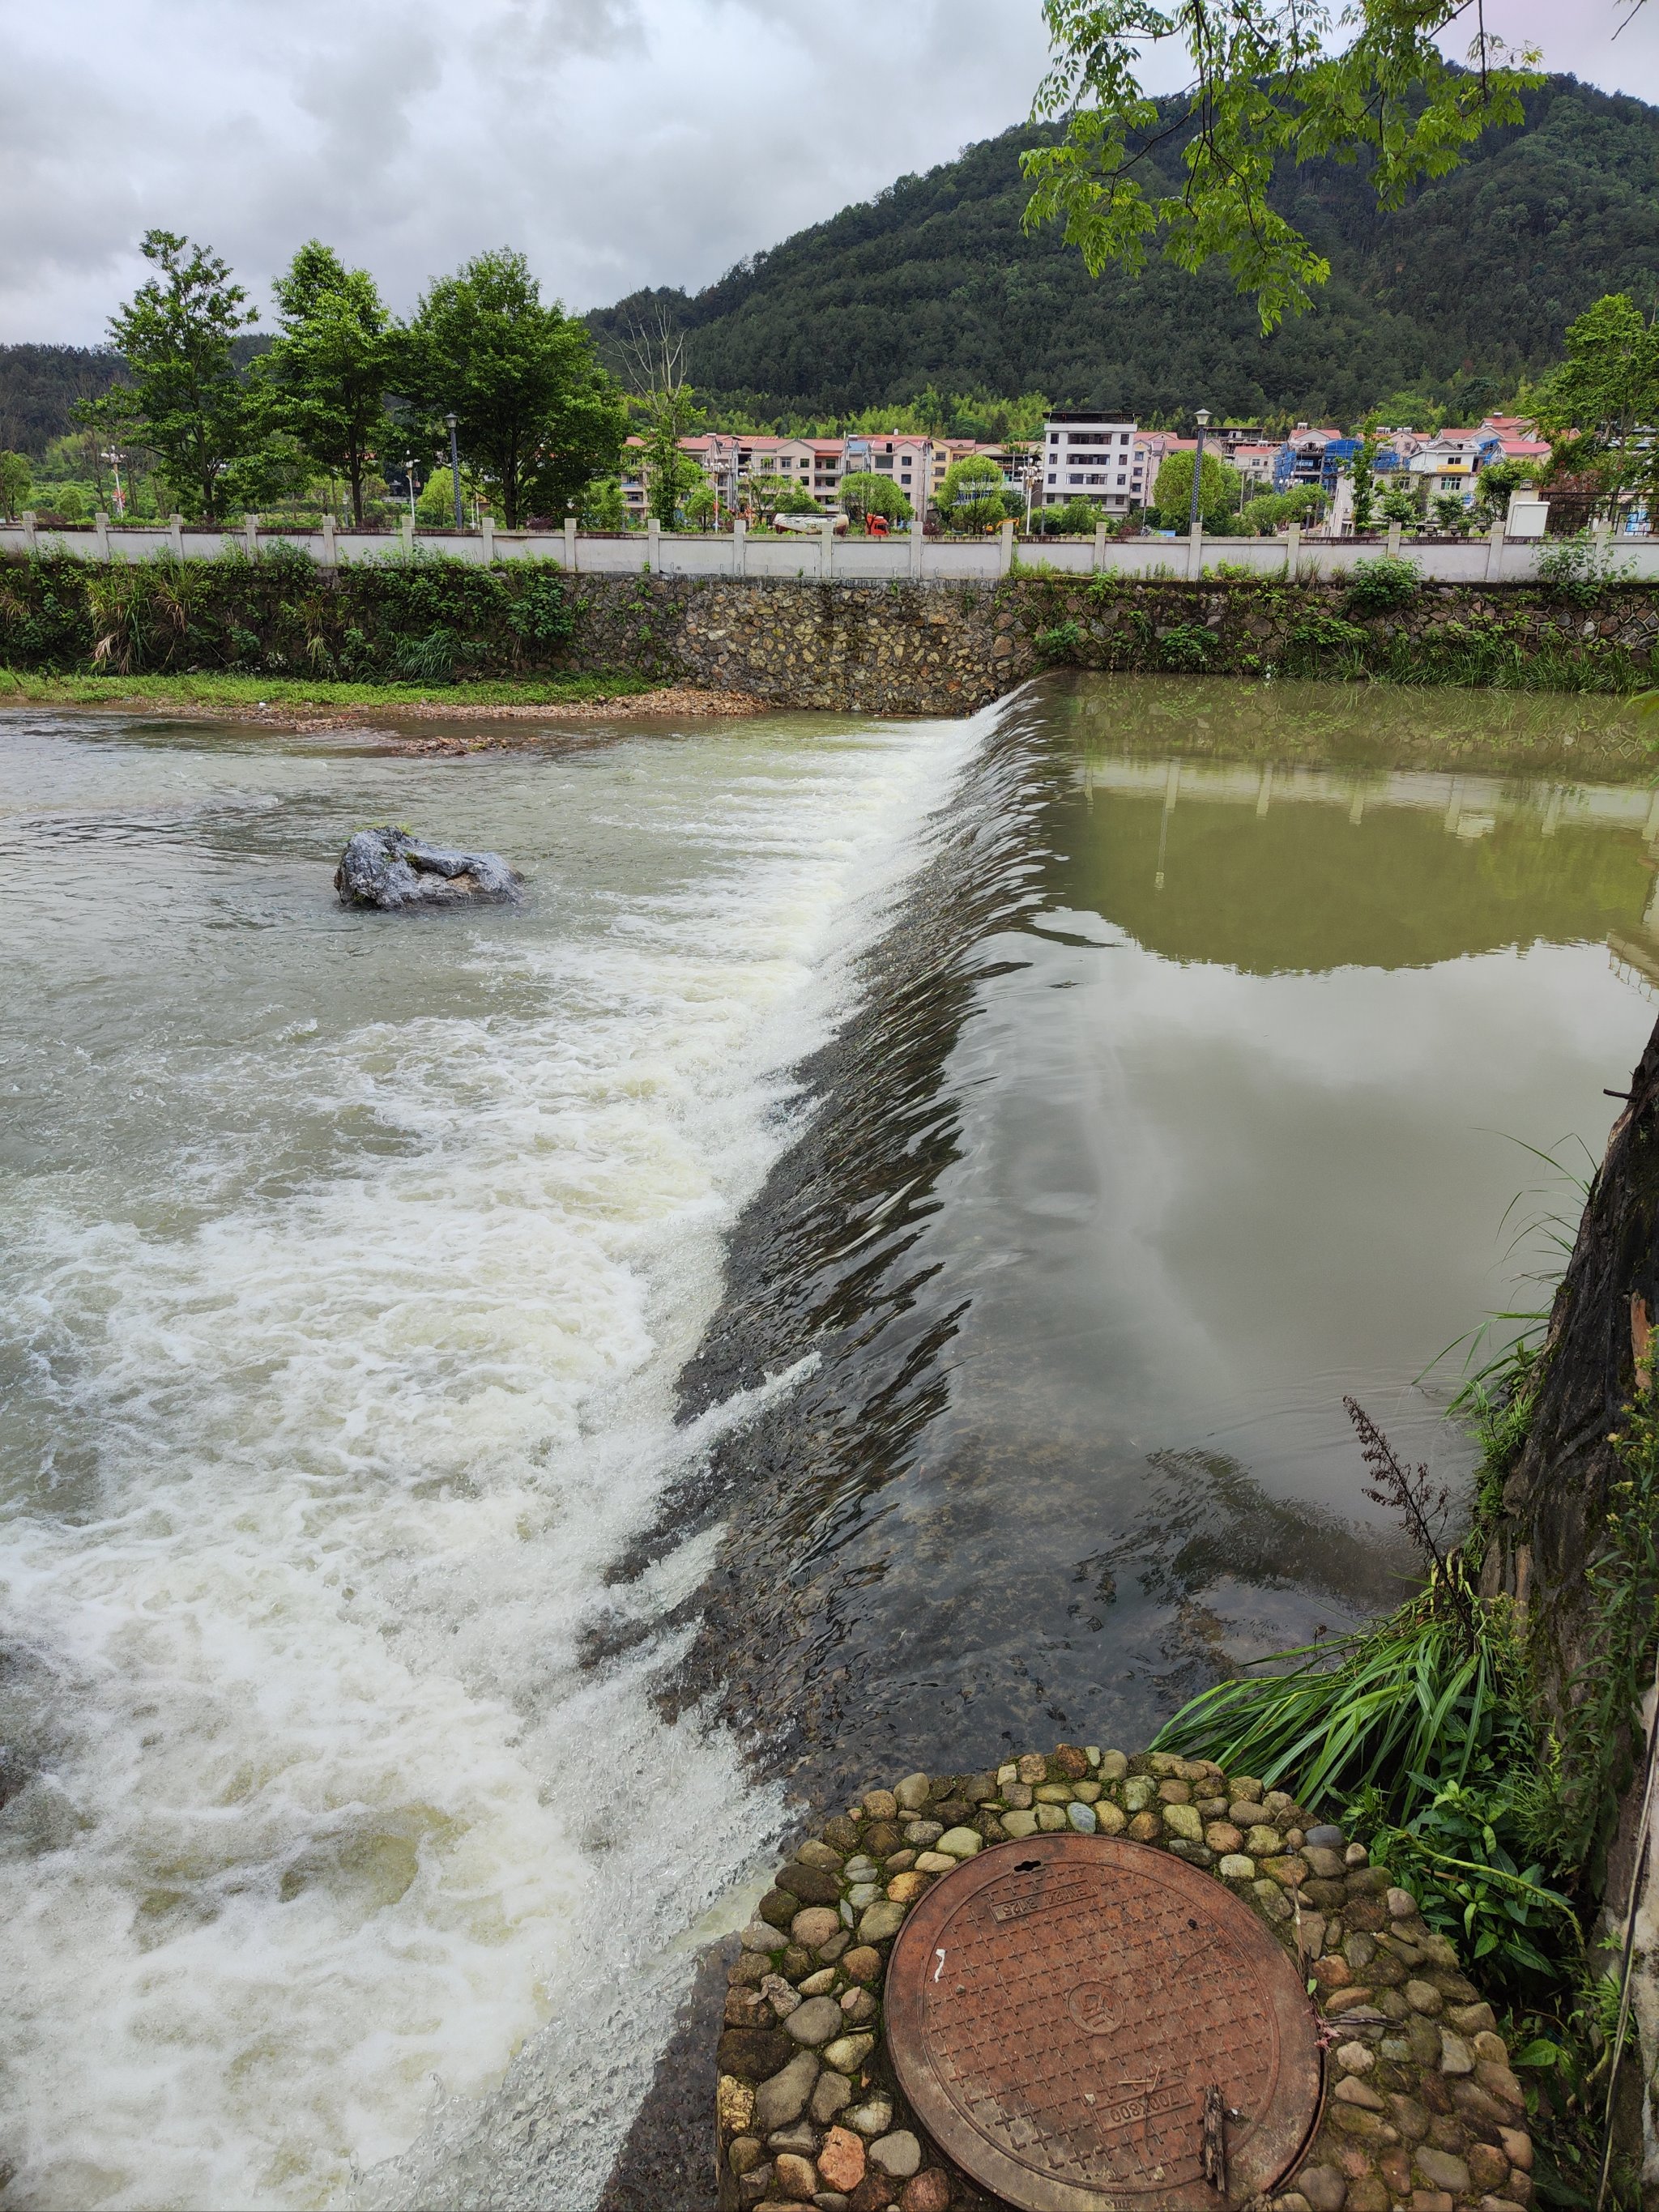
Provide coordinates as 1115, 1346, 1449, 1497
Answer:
403, 457, 416, 525
446, 413, 463, 531
1188, 408, 1209, 542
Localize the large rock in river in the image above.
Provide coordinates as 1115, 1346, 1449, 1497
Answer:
335, 826, 521, 909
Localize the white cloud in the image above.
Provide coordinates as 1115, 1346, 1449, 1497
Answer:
3, 0, 1657, 345
0, 0, 1054, 340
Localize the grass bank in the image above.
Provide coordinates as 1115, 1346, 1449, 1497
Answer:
0, 667, 663, 718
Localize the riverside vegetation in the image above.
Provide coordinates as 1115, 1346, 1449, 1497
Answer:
7, 546, 1659, 716
1154, 1292, 1659, 2204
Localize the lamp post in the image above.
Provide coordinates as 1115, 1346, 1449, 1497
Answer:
446, 412, 463, 531
101, 447, 125, 518
1188, 407, 1210, 542
403, 456, 416, 525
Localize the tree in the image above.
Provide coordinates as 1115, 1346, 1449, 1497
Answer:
107, 230, 266, 522
1021, 1, 1542, 330
940, 454, 1010, 530
262, 242, 395, 526
0, 450, 32, 518
611, 310, 705, 527
1031, 494, 1102, 535
1350, 435, 1380, 534
1533, 294, 1659, 448
581, 476, 627, 529
1471, 455, 1537, 527
683, 479, 717, 528
1431, 491, 1473, 534
1152, 448, 1240, 531
839, 471, 914, 526
1380, 479, 1423, 530
402, 249, 627, 528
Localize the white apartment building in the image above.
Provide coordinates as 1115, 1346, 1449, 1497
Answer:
1040, 412, 1144, 510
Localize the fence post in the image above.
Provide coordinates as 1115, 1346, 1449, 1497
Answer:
1286, 522, 1301, 578
1094, 522, 1108, 573
821, 518, 834, 581
94, 510, 111, 560
1188, 522, 1204, 581
320, 515, 337, 567
1386, 520, 1402, 559
910, 518, 924, 580
21, 509, 37, 554
563, 514, 578, 572
399, 512, 413, 556
997, 518, 1014, 576
1486, 517, 1505, 583
481, 515, 496, 564
166, 514, 183, 558
732, 517, 747, 578
647, 515, 662, 575
244, 512, 260, 558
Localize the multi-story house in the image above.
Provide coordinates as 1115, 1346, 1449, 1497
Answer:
1408, 433, 1487, 504
1039, 411, 1143, 511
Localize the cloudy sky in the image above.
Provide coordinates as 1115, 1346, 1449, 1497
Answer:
5, 0, 1658, 345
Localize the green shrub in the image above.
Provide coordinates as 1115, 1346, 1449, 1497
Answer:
1346, 555, 1422, 614
1157, 621, 1213, 671
1032, 619, 1081, 662
0, 547, 573, 680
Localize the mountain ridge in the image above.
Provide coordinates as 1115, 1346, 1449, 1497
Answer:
587, 75, 1659, 425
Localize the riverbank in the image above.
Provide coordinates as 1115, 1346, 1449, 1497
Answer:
9, 549, 1659, 718
0, 668, 762, 731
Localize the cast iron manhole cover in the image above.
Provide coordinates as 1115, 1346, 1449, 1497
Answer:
885, 1832, 1324, 2212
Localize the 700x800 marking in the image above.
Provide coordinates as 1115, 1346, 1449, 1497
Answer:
990, 1882, 1094, 1924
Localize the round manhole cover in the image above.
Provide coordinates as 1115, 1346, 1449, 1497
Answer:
885, 1832, 1324, 2212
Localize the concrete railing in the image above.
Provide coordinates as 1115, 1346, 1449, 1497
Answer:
4, 511, 1654, 586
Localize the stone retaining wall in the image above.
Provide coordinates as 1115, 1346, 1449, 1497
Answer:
556, 575, 1659, 718
718, 1745, 1533, 2212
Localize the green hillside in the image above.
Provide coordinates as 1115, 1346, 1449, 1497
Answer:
589, 75, 1659, 425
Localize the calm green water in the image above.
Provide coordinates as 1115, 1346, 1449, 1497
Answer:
2, 676, 1656, 2210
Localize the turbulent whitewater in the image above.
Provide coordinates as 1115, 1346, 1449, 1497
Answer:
0, 705, 983, 2210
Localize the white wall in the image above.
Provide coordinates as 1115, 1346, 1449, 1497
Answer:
4, 516, 1657, 586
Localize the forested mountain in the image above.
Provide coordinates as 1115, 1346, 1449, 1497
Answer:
589, 75, 1659, 426
0, 337, 268, 461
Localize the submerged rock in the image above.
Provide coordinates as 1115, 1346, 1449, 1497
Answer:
335, 826, 521, 909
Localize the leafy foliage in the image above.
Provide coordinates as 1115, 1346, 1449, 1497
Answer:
1346, 555, 1422, 613
401, 250, 626, 527
106, 230, 278, 522
0, 547, 574, 681
1021, 0, 1540, 331
0, 451, 29, 518
838, 470, 913, 523
260, 242, 397, 526
1152, 448, 1242, 531
940, 454, 1013, 530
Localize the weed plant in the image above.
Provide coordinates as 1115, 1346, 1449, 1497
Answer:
0, 545, 576, 681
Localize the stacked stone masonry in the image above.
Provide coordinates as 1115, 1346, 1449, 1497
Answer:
555, 576, 1659, 718
716, 1746, 1533, 2212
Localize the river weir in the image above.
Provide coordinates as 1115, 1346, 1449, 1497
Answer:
1, 680, 1656, 2210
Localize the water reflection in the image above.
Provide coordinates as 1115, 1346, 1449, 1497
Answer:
660, 678, 1659, 1809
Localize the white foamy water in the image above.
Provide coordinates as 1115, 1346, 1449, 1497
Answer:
0, 705, 983, 2210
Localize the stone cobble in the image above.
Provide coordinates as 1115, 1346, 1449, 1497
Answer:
716, 1745, 1532, 2212
556, 576, 1659, 718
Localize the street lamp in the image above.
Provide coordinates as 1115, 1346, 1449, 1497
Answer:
446, 412, 463, 531
100, 447, 125, 518
1188, 407, 1210, 542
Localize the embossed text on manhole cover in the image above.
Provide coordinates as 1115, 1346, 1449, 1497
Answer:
885, 1832, 1324, 2212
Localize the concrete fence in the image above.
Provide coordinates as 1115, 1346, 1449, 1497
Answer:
3, 510, 1654, 586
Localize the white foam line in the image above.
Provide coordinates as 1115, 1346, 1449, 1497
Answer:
0, 701, 1007, 2211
